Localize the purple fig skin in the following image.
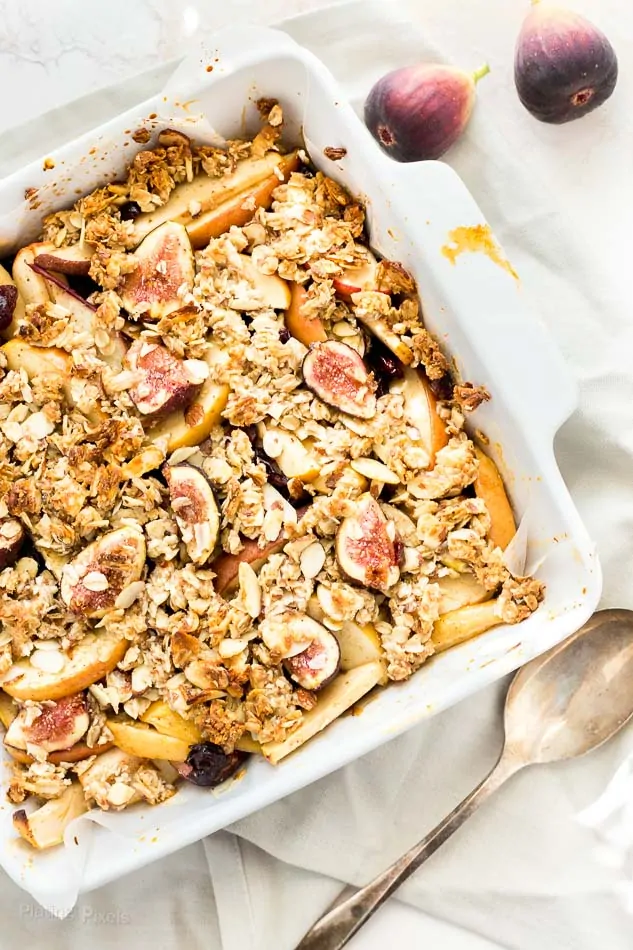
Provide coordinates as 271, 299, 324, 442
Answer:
515, 4, 618, 124
364, 63, 488, 162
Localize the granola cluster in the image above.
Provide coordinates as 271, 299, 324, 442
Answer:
0, 104, 543, 823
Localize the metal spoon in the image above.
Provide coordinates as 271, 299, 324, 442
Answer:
297, 608, 633, 950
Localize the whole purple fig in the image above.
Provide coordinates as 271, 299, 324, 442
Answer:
515, 1, 618, 124
364, 62, 490, 162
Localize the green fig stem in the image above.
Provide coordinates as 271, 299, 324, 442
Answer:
473, 63, 491, 84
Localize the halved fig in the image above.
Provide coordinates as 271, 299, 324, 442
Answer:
13, 783, 87, 850
132, 151, 300, 247
120, 221, 195, 320
164, 463, 219, 564
303, 341, 377, 419
148, 345, 230, 452
285, 283, 327, 347
0, 518, 25, 570
0, 630, 128, 701
306, 596, 385, 670
0, 262, 25, 338
284, 620, 341, 691
126, 338, 200, 417
333, 250, 379, 300
335, 493, 400, 591
5, 693, 89, 754
34, 242, 93, 276
60, 526, 146, 618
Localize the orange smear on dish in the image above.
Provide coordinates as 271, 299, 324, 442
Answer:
441, 225, 519, 281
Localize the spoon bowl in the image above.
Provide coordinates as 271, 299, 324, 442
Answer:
505, 608, 633, 764
298, 608, 633, 950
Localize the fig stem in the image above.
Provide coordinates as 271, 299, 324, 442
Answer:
472, 63, 491, 84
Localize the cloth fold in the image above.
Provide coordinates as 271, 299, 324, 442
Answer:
0, 0, 632, 947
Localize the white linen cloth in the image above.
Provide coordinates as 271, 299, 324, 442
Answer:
1, 0, 633, 947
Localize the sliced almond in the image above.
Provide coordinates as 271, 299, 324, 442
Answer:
30, 650, 65, 674
183, 359, 210, 385
82, 571, 109, 592
238, 561, 262, 619
114, 581, 146, 610
350, 457, 399, 485
218, 638, 248, 659
299, 541, 326, 580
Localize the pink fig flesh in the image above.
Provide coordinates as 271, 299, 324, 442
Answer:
364, 63, 489, 162
515, 4, 618, 124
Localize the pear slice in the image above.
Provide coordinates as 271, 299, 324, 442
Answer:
133, 151, 300, 247
0, 690, 17, 729
13, 783, 88, 850
0, 630, 129, 702
262, 660, 385, 764
432, 599, 502, 653
108, 717, 190, 761
435, 572, 490, 615
306, 596, 385, 671
238, 254, 290, 310
398, 367, 448, 468
140, 699, 202, 745
473, 447, 516, 550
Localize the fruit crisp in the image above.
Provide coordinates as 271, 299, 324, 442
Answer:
0, 102, 543, 849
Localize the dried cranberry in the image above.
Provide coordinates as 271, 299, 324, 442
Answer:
278, 327, 291, 344
366, 340, 404, 397
120, 201, 142, 221
179, 742, 245, 787
428, 373, 453, 401
0, 285, 17, 331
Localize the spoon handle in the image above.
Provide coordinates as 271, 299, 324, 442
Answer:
295, 752, 522, 950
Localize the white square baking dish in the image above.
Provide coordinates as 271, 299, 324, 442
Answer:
0, 25, 601, 908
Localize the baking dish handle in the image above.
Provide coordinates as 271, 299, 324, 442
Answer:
372, 155, 579, 442
161, 26, 302, 101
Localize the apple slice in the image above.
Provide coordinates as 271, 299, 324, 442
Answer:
238, 254, 290, 310
473, 447, 516, 551
140, 699, 202, 745
354, 306, 414, 366
306, 595, 385, 671
432, 599, 502, 654
148, 345, 229, 452
108, 717, 190, 761
60, 526, 146, 619
5, 693, 89, 754
235, 734, 262, 754
12, 244, 52, 307
261, 660, 385, 764
0, 630, 128, 701
435, 573, 491, 615
260, 426, 320, 481
2, 338, 71, 387
333, 250, 378, 300
133, 151, 300, 247
284, 284, 327, 346
5, 738, 114, 766
397, 367, 448, 468
213, 534, 288, 597
13, 783, 88, 850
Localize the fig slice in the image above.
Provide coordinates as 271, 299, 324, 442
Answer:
164, 463, 220, 564
335, 492, 400, 591
5, 693, 89, 754
284, 619, 341, 691
125, 338, 200, 417
303, 341, 377, 419
120, 221, 195, 320
0, 518, 25, 570
60, 526, 146, 618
